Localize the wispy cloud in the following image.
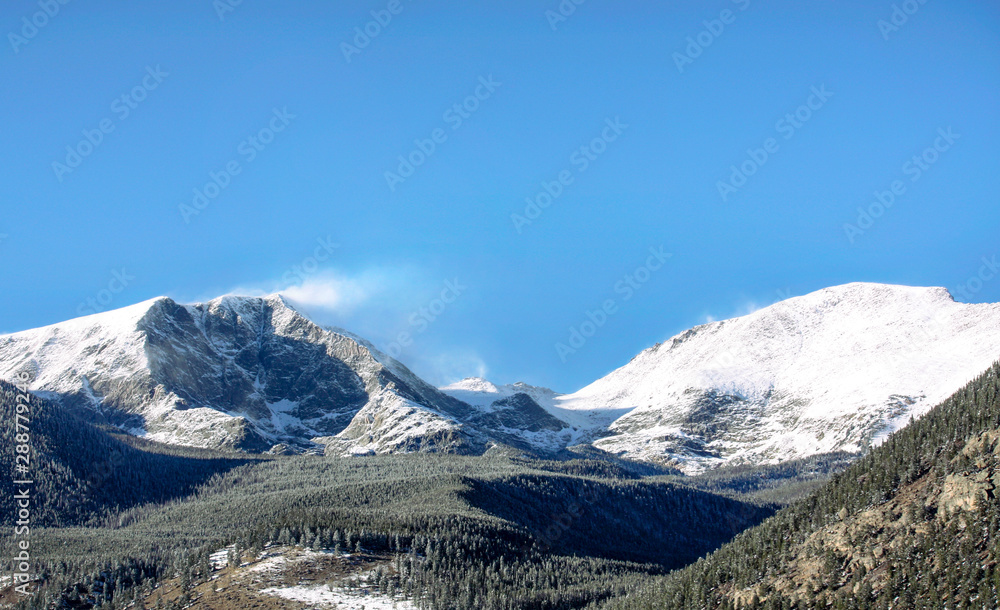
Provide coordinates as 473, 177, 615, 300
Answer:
279, 271, 382, 315
213, 266, 487, 388
699, 290, 792, 326
416, 349, 489, 387
216, 268, 414, 317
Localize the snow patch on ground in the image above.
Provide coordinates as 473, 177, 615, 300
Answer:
260, 584, 417, 609
209, 546, 234, 570
247, 554, 287, 574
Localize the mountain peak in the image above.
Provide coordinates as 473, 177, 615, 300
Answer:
557, 282, 1000, 472
199, 292, 302, 316
0, 293, 486, 455
733, 283, 956, 326
797, 282, 955, 305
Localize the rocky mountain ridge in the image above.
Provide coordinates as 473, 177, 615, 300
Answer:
2, 283, 1000, 473
0, 294, 498, 455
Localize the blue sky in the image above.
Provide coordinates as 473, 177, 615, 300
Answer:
2, 0, 998, 391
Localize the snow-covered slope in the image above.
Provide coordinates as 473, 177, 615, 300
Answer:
555, 283, 1000, 473
439, 378, 573, 451
0, 295, 483, 454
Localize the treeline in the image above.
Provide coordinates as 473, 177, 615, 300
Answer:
465, 474, 772, 568
660, 451, 858, 506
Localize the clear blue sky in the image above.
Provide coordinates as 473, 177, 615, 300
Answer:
2, 0, 998, 391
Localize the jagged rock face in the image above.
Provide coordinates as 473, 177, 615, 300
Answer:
138, 297, 371, 447
554, 283, 1000, 473
0, 295, 481, 454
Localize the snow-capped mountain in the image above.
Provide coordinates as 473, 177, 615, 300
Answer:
0, 294, 487, 454
552, 283, 1000, 473
2, 283, 998, 472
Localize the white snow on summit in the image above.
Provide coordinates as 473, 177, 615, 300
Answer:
440, 377, 560, 410
556, 283, 1000, 472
